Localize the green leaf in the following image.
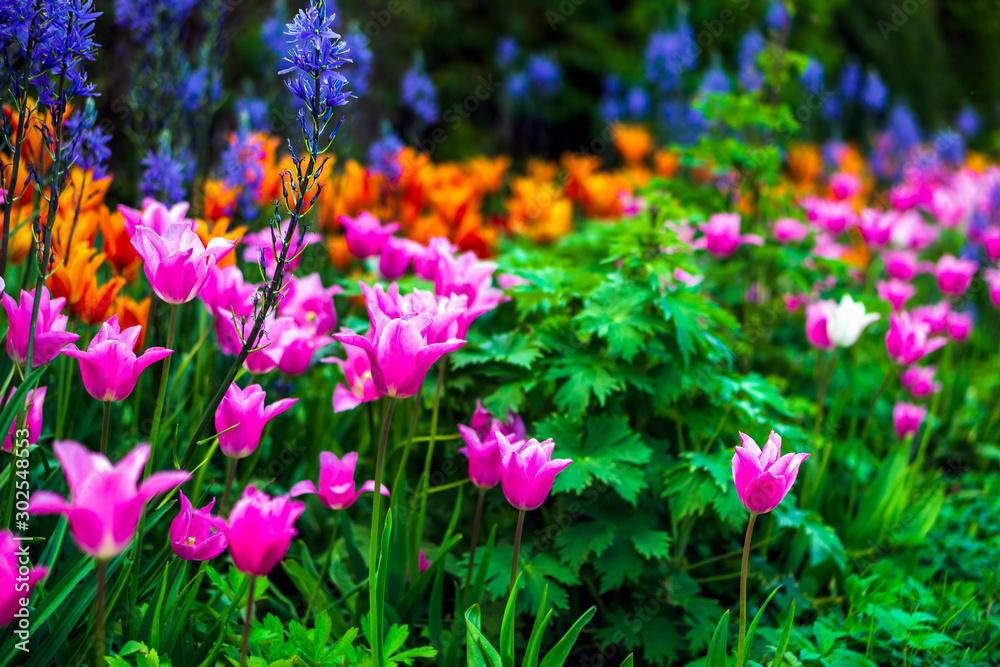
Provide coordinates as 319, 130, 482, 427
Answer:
706, 610, 730, 667
772, 600, 794, 667
500, 573, 520, 667
538, 606, 595, 667
451, 332, 544, 369
741, 586, 780, 666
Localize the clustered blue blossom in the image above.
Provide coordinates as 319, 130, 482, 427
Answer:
64, 100, 111, 180
236, 97, 270, 130
737, 30, 766, 92
280, 2, 352, 123
112, 0, 196, 36
934, 129, 965, 166
955, 105, 980, 137
764, 1, 789, 32
345, 27, 372, 96
221, 128, 266, 218
140, 142, 194, 203
29, 0, 101, 107
801, 58, 824, 95
861, 71, 887, 112
526, 54, 562, 97
368, 133, 404, 182
495, 36, 519, 69
401, 60, 437, 124
645, 20, 696, 93
840, 62, 861, 100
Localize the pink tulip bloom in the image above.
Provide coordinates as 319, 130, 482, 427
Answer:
732, 430, 808, 515
893, 402, 926, 439
830, 172, 861, 201
901, 366, 941, 399
784, 293, 808, 312
2, 287, 79, 368
883, 249, 920, 281
224, 486, 303, 576
876, 279, 916, 311
811, 232, 845, 260
979, 227, 1000, 262
62, 315, 173, 402
29, 441, 190, 559
200, 265, 257, 319
805, 301, 835, 350
434, 250, 506, 336
459, 425, 511, 490
986, 268, 1000, 309
673, 268, 703, 288
927, 187, 965, 228
274, 325, 334, 376
359, 282, 467, 344
772, 218, 809, 243
947, 311, 973, 341
214, 383, 297, 459
379, 236, 425, 279
497, 432, 572, 511
2, 386, 45, 453
418, 549, 431, 574
278, 274, 342, 335
169, 491, 228, 561
338, 211, 400, 259
802, 196, 855, 234
130, 210, 237, 305
467, 399, 525, 442
935, 255, 978, 296
413, 237, 458, 280
692, 213, 763, 257
0, 531, 47, 626
911, 301, 951, 335
889, 181, 931, 211
889, 211, 939, 251
333, 303, 465, 399
290, 451, 389, 510
324, 346, 380, 413
215, 313, 296, 372
497, 273, 530, 290
241, 221, 322, 278
856, 209, 893, 247
119, 199, 196, 237
886, 312, 947, 365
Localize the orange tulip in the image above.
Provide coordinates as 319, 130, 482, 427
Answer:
197, 218, 246, 268
203, 179, 238, 222
47, 245, 125, 325
465, 156, 510, 194
654, 149, 680, 178
3, 204, 35, 266
114, 296, 151, 351
612, 124, 653, 164
325, 235, 353, 271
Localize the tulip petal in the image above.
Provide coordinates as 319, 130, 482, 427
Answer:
289, 480, 318, 497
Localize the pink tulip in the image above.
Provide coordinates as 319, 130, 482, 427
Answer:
497, 432, 572, 511
830, 172, 861, 201
62, 315, 173, 402
333, 303, 465, 399
889, 210, 939, 250
214, 383, 297, 459
278, 274, 342, 335
883, 249, 919, 281
0, 531, 47, 627
459, 425, 506, 489
289, 451, 389, 510
886, 312, 947, 365
935, 254, 978, 296
811, 233, 845, 260
893, 402, 926, 439
200, 265, 257, 319
224, 486, 303, 576
772, 218, 809, 243
856, 209, 893, 247
338, 211, 400, 259
946, 311, 973, 341
927, 188, 965, 228
900, 366, 941, 399
467, 399, 525, 442
130, 204, 238, 304
876, 279, 916, 312
692, 213, 763, 257
805, 301, 835, 350
119, 199, 196, 237
324, 346, 380, 413
169, 491, 227, 561
783, 293, 808, 312
673, 268, 703, 288
413, 237, 458, 280
433, 250, 506, 337
985, 268, 1000, 309
241, 221, 322, 278
379, 236, 425, 279
359, 282, 467, 344
911, 301, 951, 335
2, 386, 45, 453
2, 287, 79, 368
979, 227, 1000, 262
418, 549, 431, 574
732, 430, 809, 514
497, 273, 530, 290
29, 441, 190, 559
274, 325, 334, 376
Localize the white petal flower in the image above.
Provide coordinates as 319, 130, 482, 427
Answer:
826, 294, 880, 347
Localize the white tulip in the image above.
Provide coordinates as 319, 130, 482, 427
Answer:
826, 294, 880, 348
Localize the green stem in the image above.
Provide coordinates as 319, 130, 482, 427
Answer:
414, 362, 446, 568
221, 457, 238, 517
240, 575, 256, 667
510, 509, 526, 591
391, 398, 421, 498
95, 560, 107, 667
148, 303, 178, 459
306, 510, 339, 624
100, 401, 110, 456
465, 488, 486, 593
369, 397, 396, 667
737, 512, 758, 667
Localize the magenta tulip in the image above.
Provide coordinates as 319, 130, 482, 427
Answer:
119, 199, 194, 236
830, 172, 861, 200
29, 441, 190, 559
241, 221, 322, 278
988, 269, 1000, 310
805, 301, 835, 350
200, 265, 257, 319
433, 251, 506, 336
856, 208, 893, 247
360, 282, 467, 344
893, 402, 926, 439
169, 491, 228, 561
214, 383, 297, 459
911, 301, 951, 335
877, 279, 916, 312
130, 204, 238, 304
379, 236, 425, 279
333, 303, 465, 399
692, 213, 764, 257
946, 311, 973, 342
278, 274, 342, 335
900, 366, 941, 399
935, 254, 978, 296
772, 217, 809, 243
274, 325, 335, 376
886, 312, 947, 366
62, 315, 172, 402
2, 287, 79, 368
0, 531, 47, 627
338, 211, 400, 258
882, 249, 919, 281
413, 237, 458, 280
224, 486, 303, 576
497, 432, 572, 511
732, 430, 809, 514
290, 451, 389, 510
459, 425, 511, 490
325, 346, 380, 413
2, 386, 45, 453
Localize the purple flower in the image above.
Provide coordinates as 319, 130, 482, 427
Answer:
861, 71, 887, 112
840, 62, 861, 100
140, 143, 194, 204
401, 60, 437, 124
65, 100, 110, 180
801, 58, 824, 95
645, 23, 696, 93
345, 27, 372, 96
279, 2, 352, 121
737, 30, 766, 92
368, 133, 405, 182
764, 1, 789, 31
526, 54, 562, 97
495, 36, 519, 69
955, 105, 981, 137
